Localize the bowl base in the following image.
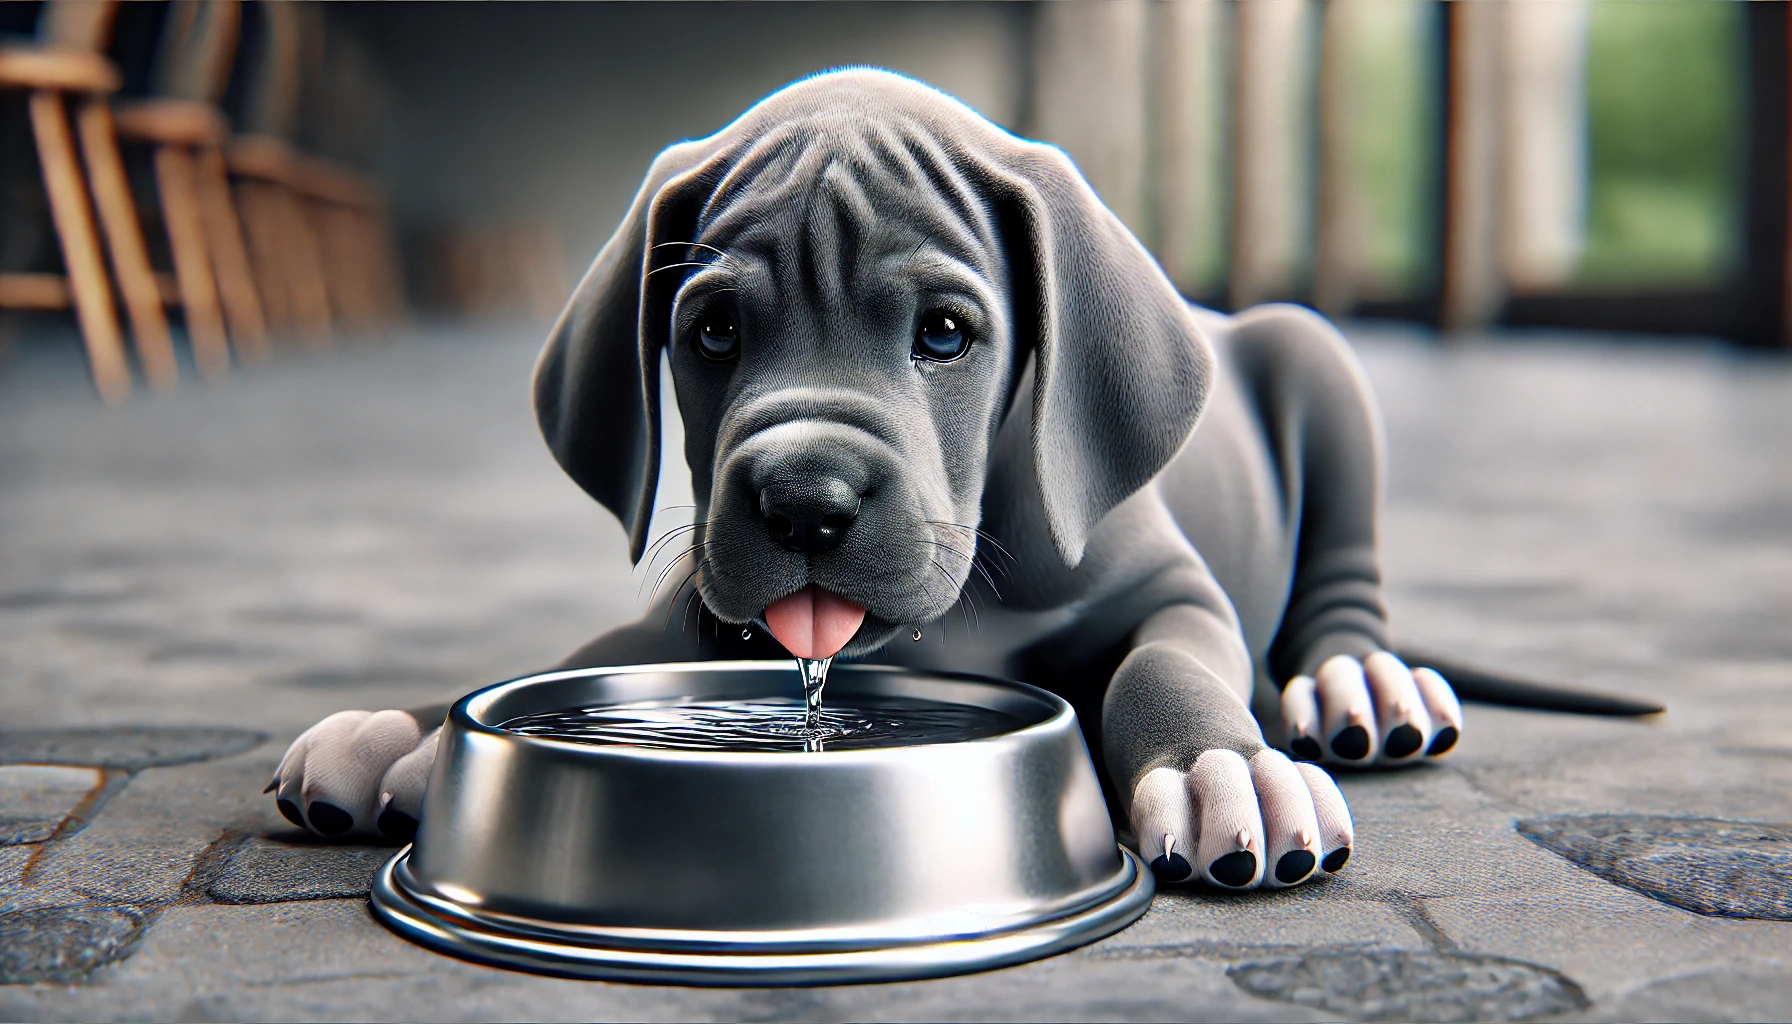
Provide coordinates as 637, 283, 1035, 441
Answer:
370, 846, 1154, 986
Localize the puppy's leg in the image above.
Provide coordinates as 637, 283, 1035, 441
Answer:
1228, 305, 1465, 766
1111, 606, 1347, 889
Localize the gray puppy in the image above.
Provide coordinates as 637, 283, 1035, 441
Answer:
270, 70, 1467, 891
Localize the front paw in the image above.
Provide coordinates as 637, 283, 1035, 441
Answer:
1130, 748, 1353, 889
267, 710, 440, 843
1280, 652, 1463, 768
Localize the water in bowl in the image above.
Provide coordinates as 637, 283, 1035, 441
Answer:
498, 658, 1024, 753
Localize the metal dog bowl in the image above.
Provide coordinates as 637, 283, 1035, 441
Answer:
370, 661, 1152, 985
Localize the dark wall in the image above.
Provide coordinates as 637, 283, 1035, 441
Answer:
332, 2, 1032, 272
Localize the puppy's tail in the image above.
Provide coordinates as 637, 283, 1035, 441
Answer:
1395, 647, 1664, 717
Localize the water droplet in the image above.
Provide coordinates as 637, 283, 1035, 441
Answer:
740, 628, 753, 640
911, 627, 923, 641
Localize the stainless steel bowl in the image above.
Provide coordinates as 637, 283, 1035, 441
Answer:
371, 661, 1152, 985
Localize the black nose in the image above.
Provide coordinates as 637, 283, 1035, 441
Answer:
759, 478, 860, 554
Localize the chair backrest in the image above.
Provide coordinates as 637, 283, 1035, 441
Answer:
239, 0, 301, 139
35, 0, 122, 52
151, 0, 242, 104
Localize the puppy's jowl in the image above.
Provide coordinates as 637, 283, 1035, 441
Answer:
273, 70, 1466, 891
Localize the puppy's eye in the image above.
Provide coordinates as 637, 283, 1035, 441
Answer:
913, 311, 969, 362
694, 310, 739, 361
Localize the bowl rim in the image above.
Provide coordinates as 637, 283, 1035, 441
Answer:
450, 659, 1080, 763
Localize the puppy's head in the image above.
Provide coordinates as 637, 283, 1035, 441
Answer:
535, 70, 1213, 658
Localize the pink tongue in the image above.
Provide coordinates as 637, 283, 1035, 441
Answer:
763, 586, 867, 660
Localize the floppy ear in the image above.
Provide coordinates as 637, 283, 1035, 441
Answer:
532, 141, 720, 564
993, 144, 1216, 567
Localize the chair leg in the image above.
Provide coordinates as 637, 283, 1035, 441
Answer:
272, 186, 332, 345
153, 145, 230, 378
194, 147, 269, 362
28, 90, 130, 404
363, 205, 407, 325
73, 97, 178, 391
235, 180, 292, 335
315, 202, 379, 335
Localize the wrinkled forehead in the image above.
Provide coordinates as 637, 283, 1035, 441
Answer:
691, 111, 1005, 279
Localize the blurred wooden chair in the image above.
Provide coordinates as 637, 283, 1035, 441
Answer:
0, 0, 175, 402
226, 0, 329, 344
228, 0, 409, 345
113, 0, 269, 373
291, 16, 405, 334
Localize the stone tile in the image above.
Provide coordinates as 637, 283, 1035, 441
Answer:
0, 766, 102, 846
207, 836, 395, 904
1420, 884, 1792, 1008
1518, 815, 1792, 919
0, 727, 266, 773
0, 904, 153, 984
1096, 886, 1423, 955
1, 758, 275, 908
19, 901, 1321, 1023
1605, 965, 1792, 1023
0, 847, 34, 888
1227, 949, 1588, 1023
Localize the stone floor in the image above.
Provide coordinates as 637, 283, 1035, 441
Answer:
1, 320, 1789, 1022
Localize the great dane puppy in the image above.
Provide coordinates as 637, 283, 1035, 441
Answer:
270, 70, 1466, 891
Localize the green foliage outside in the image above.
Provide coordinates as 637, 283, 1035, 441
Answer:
1579, 0, 1744, 286
1348, 0, 1437, 297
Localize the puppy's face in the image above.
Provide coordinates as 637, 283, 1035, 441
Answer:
664, 150, 1016, 655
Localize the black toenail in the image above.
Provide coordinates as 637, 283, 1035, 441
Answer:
377, 807, 419, 843
307, 801, 353, 836
1208, 850, 1257, 888
277, 798, 304, 828
1427, 726, 1459, 756
1330, 725, 1370, 761
1150, 852, 1194, 883
1291, 736, 1322, 762
1275, 849, 1316, 884
1384, 724, 1423, 759
1322, 846, 1351, 873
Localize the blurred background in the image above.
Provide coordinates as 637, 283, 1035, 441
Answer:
1, 0, 1787, 404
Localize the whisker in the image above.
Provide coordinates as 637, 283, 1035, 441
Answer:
650, 242, 729, 259
646, 546, 702, 607
644, 261, 714, 280
930, 557, 977, 635
921, 520, 1019, 567
639, 521, 708, 571
921, 538, 1004, 601
662, 560, 707, 630
638, 540, 699, 600
903, 234, 931, 267
665, 560, 708, 631
681, 577, 706, 635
